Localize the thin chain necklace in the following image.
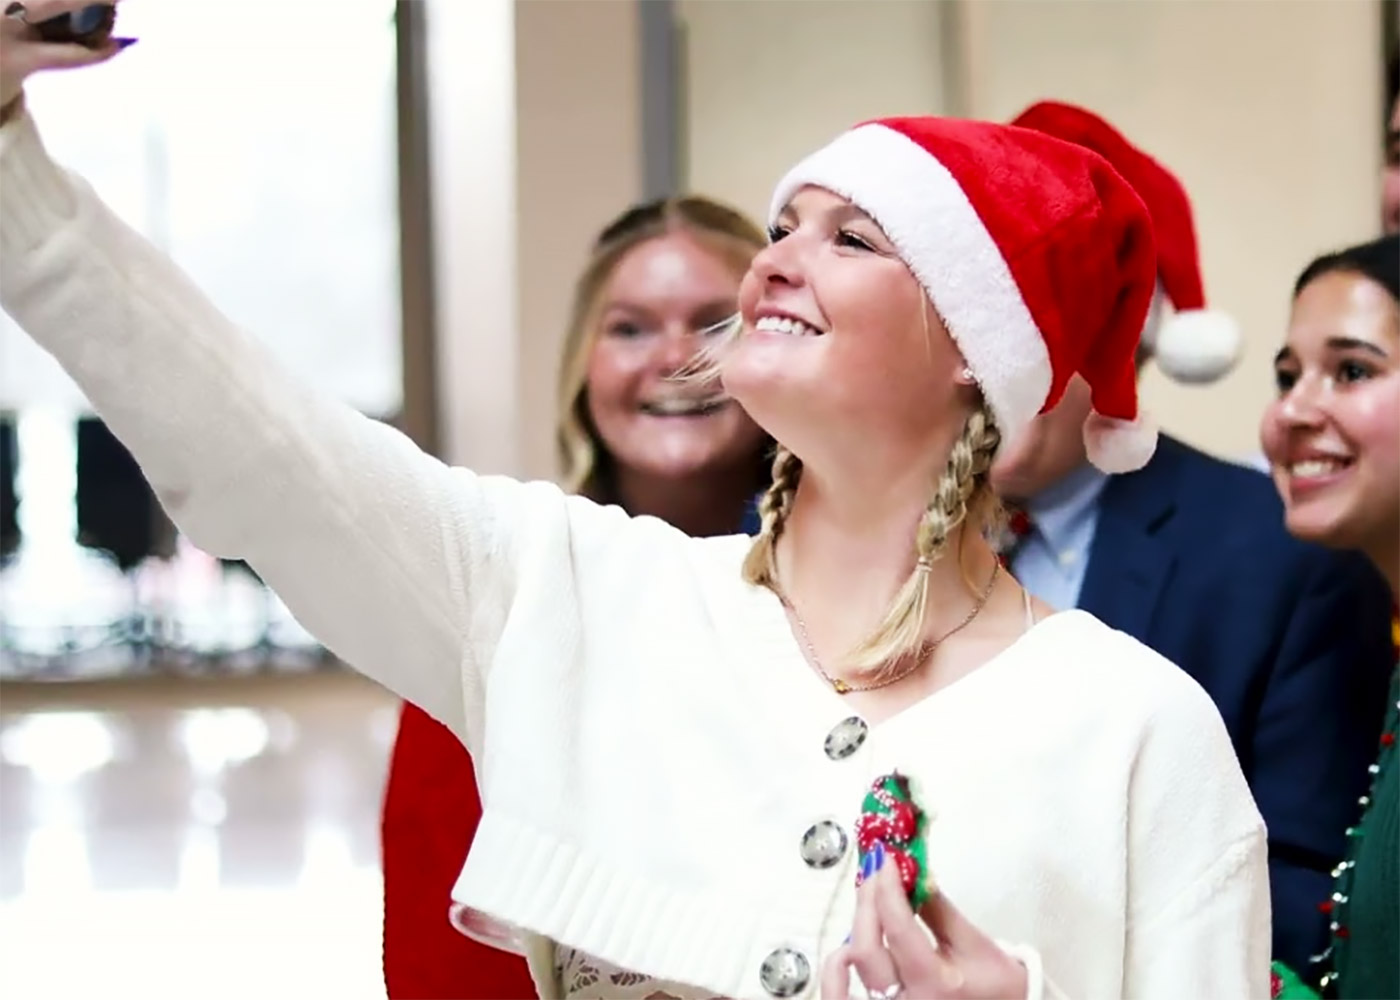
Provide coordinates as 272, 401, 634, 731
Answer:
778, 561, 1001, 695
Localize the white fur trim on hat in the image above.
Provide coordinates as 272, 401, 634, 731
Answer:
768, 124, 1052, 450
1083, 409, 1158, 473
1153, 308, 1241, 384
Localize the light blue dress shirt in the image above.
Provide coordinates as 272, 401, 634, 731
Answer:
1008, 463, 1109, 612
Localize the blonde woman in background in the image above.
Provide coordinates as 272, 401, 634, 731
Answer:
552, 198, 772, 523
0, 9, 1268, 996
383, 196, 773, 999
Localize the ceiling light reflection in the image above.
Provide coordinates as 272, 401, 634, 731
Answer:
174, 709, 270, 777
0, 712, 117, 782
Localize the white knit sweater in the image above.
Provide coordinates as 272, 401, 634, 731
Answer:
0, 111, 1271, 1000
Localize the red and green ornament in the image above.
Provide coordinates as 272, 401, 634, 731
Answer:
1269, 961, 1320, 999
855, 771, 935, 910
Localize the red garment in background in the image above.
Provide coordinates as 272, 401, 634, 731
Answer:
381, 702, 536, 999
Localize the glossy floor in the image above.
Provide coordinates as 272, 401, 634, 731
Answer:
0, 670, 398, 999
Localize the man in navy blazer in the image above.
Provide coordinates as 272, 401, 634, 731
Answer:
997, 101, 1397, 981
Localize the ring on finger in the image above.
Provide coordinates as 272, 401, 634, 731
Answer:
868, 983, 904, 1000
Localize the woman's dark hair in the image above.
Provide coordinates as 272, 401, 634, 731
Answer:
1294, 235, 1399, 303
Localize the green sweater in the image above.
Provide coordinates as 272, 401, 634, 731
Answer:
1334, 667, 1399, 999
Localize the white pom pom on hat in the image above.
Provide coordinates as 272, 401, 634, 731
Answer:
1083, 409, 1160, 474
1150, 305, 1242, 384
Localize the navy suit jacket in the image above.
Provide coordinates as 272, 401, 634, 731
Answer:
1078, 435, 1394, 976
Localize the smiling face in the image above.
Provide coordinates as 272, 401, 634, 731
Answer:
1261, 269, 1400, 555
582, 230, 768, 486
719, 186, 973, 484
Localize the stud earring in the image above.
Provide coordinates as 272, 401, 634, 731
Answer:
959, 366, 975, 383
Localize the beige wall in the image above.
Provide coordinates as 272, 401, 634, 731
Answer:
424, 0, 642, 478
679, 0, 950, 221
682, 0, 1384, 460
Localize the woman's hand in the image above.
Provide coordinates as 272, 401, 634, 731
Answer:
1, 1, 128, 116
822, 850, 1030, 1000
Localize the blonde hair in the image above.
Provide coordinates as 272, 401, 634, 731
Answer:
745, 404, 1003, 675
555, 196, 768, 501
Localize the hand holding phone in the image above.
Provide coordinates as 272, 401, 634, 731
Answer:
31, 3, 116, 48
1, 2, 131, 115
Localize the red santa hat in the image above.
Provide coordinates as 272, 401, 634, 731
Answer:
1010, 100, 1241, 384
769, 116, 1159, 473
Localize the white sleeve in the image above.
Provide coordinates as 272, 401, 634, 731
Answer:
0, 107, 623, 753
998, 942, 1072, 1000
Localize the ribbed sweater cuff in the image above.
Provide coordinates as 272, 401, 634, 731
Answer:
0, 106, 81, 256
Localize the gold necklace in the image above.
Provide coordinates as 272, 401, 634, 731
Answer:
778, 561, 1000, 695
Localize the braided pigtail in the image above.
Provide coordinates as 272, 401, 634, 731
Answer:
847, 405, 1001, 674
742, 445, 803, 588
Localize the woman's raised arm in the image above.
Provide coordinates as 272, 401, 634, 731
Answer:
0, 30, 605, 750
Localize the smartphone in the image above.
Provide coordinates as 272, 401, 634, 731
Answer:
33, 3, 116, 48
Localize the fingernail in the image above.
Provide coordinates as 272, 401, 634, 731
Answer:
859, 850, 875, 882
113, 37, 139, 49
873, 840, 886, 871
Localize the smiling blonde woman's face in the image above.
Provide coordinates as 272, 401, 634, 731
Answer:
721, 187, 970, 484
583, 231, 768, 484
